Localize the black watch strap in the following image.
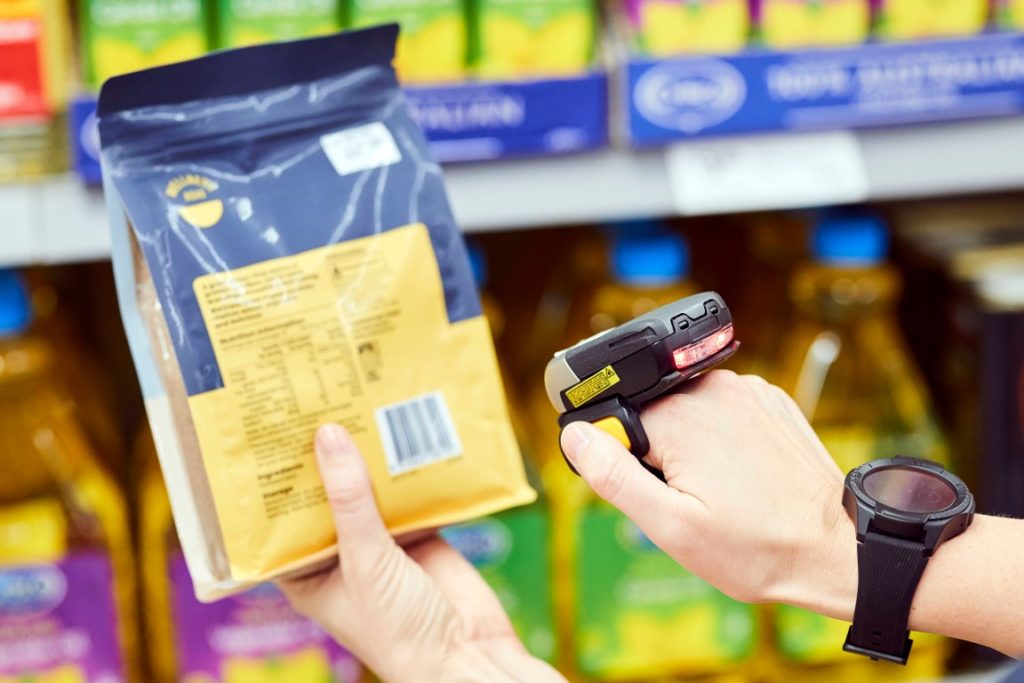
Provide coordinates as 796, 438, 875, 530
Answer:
843, 531, 930, 665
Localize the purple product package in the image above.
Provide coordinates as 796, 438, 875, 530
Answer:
170, 556, 361, 682
0, 552, 126, 681
624, 0, 643, 26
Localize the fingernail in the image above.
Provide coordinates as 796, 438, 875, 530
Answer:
560, 422, 593, 463
315, 424, 349, 461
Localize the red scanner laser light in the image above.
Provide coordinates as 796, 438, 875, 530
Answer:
672, 324, 735, 370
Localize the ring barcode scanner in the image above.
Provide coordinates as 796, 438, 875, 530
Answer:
544, 292, 738, 481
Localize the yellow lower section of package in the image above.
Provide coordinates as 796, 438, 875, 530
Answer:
187, 223, 535, 584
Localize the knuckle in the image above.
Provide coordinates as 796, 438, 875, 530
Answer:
705, 368, 739, 387
741, 373, 770, 389
704, 369, 747, 398
325, 478, 368, 516
770, 384, 795, 407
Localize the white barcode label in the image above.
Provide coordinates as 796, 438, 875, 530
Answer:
375, 391, 462, 476
320, 122, 402, 176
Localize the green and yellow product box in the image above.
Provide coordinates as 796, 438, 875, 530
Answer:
81, 0, 209, 89
626, 0, 748, 57
472, 0, 594, 79
346, 0, 466, 83
756, 0, 869, 49
443, 506, 557, 663
213, 0, 341, 48
997, 0, 1024, 28
574, 501, 757, 680
874, 0, 989, 39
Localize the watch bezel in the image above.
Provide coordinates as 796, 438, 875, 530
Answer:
843, 456, 975, 554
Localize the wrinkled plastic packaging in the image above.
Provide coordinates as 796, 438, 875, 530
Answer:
100, 25, 534, 600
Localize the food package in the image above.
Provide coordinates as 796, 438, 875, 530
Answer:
99, 24, 535, 600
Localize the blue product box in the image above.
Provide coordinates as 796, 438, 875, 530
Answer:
626, 32, 1024, 145
70, 95, 102, 184
70, 72, 608, 181
405, 72, 608, 162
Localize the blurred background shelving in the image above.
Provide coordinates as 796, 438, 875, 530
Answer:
2, 0, 1024, 682
7, 116, 1024, 265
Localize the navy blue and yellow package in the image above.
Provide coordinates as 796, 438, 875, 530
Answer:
99, 25, 535, 600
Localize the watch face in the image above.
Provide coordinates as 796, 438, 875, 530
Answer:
862, 466, 958, 514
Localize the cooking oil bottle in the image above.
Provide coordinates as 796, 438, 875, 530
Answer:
737, 212, 808, 380
441, 245, 557, 663
543, 227, 758, 681
0, 269, 136, 681
0, 0, 71, 180
586, 224, 698, 333
137, 430, 363, 683
773, 210, 950, 682
26, 273, 125, 479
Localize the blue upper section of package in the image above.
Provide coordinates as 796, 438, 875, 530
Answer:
98, 25, 479, 397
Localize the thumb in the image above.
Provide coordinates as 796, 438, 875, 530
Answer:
560, 421, 692, 543
314, 424, 393, 567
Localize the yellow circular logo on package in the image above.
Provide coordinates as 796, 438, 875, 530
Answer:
165, 174, 224, 229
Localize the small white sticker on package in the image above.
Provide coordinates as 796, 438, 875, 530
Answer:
321, 122, 402, 176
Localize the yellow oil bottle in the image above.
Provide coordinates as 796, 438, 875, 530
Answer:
441, 245, 558, 663
0, 269, 136, 682
773, 211, 950, 682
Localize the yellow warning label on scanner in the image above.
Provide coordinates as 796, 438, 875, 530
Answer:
566, 365, 620, 408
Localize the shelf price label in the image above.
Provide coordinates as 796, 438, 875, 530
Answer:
665, 130, 869, 215
0, 184, 35, 264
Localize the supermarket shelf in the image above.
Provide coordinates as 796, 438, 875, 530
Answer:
0, 178, 111, 267
4, 115, 1024, 266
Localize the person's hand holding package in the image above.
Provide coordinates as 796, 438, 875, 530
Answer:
278, 425, 565, 683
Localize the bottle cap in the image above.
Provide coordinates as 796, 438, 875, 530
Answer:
613, 231, 689, 285
467, 244, 486, 288
0, 270, 31, 338
812, 212, 889, 266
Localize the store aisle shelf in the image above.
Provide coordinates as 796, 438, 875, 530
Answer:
4, 116, 1024, 266
1, 178, 111, 267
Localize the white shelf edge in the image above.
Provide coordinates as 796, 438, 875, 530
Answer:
3, 117, 1024, 266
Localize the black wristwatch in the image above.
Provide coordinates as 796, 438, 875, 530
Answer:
842, 456, 975, 665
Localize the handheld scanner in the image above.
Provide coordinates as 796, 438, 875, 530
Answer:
545, 291, 738, 480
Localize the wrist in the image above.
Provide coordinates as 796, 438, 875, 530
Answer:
764, 484, 858, 621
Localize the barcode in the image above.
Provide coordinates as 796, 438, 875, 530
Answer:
375, 392, 462, 476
